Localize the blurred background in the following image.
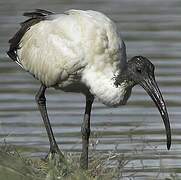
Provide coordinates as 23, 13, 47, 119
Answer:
0, 0, 181, 179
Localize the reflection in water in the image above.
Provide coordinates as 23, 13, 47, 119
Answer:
0, 0, 181, 178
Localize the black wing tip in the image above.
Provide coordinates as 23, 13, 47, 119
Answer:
23, 12, 42, 17
8, 9, 54, 62
35, 9, 54, 15
23, 9, 54, 18
7, 50, 17, 61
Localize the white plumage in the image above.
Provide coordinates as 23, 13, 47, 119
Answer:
17, 10, 130, 106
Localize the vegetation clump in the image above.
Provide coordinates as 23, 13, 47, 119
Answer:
0, 142, 128, 180
0, 142, 179, 180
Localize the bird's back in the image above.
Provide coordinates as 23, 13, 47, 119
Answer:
8, 9, 126, 89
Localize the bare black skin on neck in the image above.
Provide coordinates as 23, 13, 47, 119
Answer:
115, 55, 171, 150
115, 56, 154, 87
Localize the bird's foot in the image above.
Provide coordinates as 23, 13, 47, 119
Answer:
44, 146, 65, 163
43, 147, 69, 178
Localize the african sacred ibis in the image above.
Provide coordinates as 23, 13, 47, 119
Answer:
7, 9, 171, 169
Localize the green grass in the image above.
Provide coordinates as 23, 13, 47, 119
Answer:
0, 142, 180, 180
0, 142, 127, 180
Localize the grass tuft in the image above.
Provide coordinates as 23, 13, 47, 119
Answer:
0, 142, 127, 180
0, 141, 180, 180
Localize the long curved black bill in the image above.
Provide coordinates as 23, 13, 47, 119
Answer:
140, 76, 171, 150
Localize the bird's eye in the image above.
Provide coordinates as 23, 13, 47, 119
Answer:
136, 68, 142, 74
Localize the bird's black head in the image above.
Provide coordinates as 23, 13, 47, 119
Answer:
115, 56, 154, 86
126, 56, 155, 85
115, 55, 171, 150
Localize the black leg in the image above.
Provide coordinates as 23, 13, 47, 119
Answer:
35, 84, 64, 159
80, 93, 94, 169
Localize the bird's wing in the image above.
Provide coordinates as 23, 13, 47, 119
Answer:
7, 9, 54, 65
11, 10, 85, 87
7, 9, 127, 88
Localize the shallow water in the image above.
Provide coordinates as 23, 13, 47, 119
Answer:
0, 0, 181, 179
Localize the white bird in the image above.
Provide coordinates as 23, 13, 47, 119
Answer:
7, 9, 171, 169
